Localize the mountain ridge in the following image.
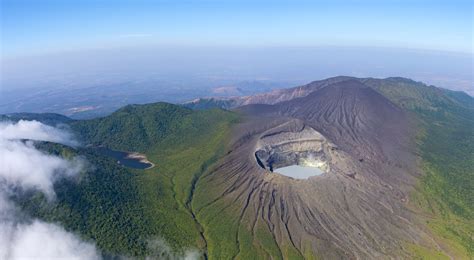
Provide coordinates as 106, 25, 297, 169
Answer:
185, 76, 473, 111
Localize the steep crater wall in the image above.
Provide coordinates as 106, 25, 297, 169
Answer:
254, 125, 336, 174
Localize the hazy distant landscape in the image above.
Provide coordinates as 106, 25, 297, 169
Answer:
1, 46, 472, 118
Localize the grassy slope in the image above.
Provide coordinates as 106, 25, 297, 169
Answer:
365, 78, 474, 258
135, 110, 238, 254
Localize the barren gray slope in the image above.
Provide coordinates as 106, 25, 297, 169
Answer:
196, 80, 438, 258
186, 76, 353, 109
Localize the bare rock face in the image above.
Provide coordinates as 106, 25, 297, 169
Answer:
255, 121, 335, 173
196, 79, 437, 259
185, 76, 353, 109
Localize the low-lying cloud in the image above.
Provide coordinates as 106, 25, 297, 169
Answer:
0, 194, 99, 260
0, 138, 83, 199
0, 120, 78, 146
0, 120, 100, 260
146, 238, 201, 260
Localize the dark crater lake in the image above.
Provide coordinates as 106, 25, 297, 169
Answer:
94, 147, 154, 169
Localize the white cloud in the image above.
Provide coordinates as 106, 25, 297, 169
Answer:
0, 120, 82, 199
10, 221, 98, 259
0, 120, 78, 146
0, 120, 100, 260
0, 194, 100, 260
0, 139, 83, 199
146, 238, 201, 260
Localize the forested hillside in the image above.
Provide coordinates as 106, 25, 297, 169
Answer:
365, 78, 474, 258
11, 103, 238, 258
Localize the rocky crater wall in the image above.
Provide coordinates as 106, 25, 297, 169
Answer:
254, 124, 336, 173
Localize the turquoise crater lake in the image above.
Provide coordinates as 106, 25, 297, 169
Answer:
275, 165, 323, 179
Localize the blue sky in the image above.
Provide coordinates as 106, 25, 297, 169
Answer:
1, 0, 473, 57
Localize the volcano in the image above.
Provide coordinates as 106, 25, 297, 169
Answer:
193, 79, 430, 258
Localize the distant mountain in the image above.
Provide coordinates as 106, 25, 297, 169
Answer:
183, 97, 239, 110
185, 76, 474, 111
211, 86, 245, 96
184, 76, 353, 109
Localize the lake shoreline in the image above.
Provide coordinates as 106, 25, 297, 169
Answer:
125, 152, 155, 169
93, 146, 155, 170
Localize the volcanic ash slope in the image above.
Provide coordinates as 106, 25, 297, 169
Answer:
194, 80, 438, 259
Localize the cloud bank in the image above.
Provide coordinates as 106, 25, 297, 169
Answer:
0, 194, 99, 260
0, 120, 78, 146
0, 120, 100, 260
0, 138, 83, 199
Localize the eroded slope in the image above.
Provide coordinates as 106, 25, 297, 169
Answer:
194, 80, 440, 259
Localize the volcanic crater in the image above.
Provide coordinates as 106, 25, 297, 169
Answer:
254, 124, 334, 178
